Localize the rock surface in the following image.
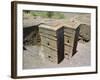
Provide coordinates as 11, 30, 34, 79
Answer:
23, 42, 90, 69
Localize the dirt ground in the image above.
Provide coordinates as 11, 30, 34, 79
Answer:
23, 41, 90, 69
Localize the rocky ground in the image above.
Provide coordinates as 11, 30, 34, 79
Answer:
23, 41, 90, 69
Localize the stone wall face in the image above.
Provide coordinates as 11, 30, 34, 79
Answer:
39, 24, 64, 64
23, 26, 41, 46
79, 24, 90, 42
64, 26, 80, 58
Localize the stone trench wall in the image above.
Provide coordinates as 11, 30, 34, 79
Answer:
78, 24, 90, 42
23, 26, 41, 46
